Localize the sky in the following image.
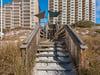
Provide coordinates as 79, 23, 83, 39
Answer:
96, 0, 100, 24
0, 0, 100, 24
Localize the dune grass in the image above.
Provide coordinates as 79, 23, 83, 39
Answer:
0, 41, 26, 75
81, 36, 100, 75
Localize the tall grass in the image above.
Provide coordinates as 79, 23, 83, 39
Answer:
0, 41, 26, 75
81, 36, 100, 75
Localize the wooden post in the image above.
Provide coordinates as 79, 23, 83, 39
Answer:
80, 45, 87, 75
21, 48, 28, 75
21, 48, 27, 66
36, 31, 39, 45
81, 49, 86, 70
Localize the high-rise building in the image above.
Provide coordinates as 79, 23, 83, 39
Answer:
12, 2, 21, 28
21, 0, 39, 28
4, 4, 12, 28
49, 0, 96, 25
0, 7, 5, 28
0, 0, 39, 29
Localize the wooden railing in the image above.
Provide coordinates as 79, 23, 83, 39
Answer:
20, 24, 46, 75
55, 25, 88, 75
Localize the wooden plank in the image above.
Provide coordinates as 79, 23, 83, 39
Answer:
36, 54, 69, 57
37, 49, 68, 52
36, 60, 71, 64
39, 45, 65, 47
36, 66, 73, 71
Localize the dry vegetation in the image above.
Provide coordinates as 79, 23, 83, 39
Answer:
75, 28, 100, 75
0, 42, 26, 75
0, 29, 33, 75
0, 40, 36, 75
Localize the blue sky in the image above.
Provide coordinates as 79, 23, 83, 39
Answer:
96, 0, 100, 24
0, 0, 100, 24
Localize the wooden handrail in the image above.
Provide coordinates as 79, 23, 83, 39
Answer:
20, 25, 40, 48
64, 25, 88, 49
20, 24, 46, 75
55, 25, 88, 75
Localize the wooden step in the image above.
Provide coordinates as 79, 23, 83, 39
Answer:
40, 42, 64, 45
35, 71, 76, 75
39, 45, 65, 47
40, 40, 64, 43
37, 52, 69, 55
52, 40, 64, 43
36, 59, 71, 64
36, 53, 69, 57
38, 47, 66, 50
37, 49, 68, 52
36, 65, 73, 71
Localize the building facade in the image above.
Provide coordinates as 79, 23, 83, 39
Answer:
12, 2, 21, 29
0, 0, 39, 29
21, 0, 39, 28
4, 4, 12, 28
49, 0, 96, 25
0, 7, 5, 28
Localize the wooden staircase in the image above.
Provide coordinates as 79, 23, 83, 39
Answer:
20, 24, 87, 75
33, 40, 76, 75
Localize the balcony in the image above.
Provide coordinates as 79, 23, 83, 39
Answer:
22, 16, 30, 18
22, 12, 30, 14
22, 19, 30, 21
22, 9, 30, 11
13, 20, 20, 22
22, 22, 30, 24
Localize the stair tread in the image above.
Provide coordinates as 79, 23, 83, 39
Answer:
35, 71, 75, 75
36, 65, 73, 71
38, 47, 66, 50
37, 51, 69, 54
40, 40, 64, 43
36, 53, 69, 57
39, 45, 65, 47
37, 49, 67, 52
36, 59, 71, 63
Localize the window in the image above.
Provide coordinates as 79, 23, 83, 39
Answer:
63, 22, 66, 24
31, 12, 34, 14
63, 0, 66, 2
31, 2, 34, 4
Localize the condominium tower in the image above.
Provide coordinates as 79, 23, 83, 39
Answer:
49, 0, 96, 25
0, 3, 13, 29
0, 0, 39, 29
21, 0, 39, 28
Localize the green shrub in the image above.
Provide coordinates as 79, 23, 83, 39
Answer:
72, 20, 95, 28
95, 30, 100, 33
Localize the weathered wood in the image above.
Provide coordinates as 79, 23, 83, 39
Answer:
37, 49, 68, 52
36, 65, 73, 71
36, 54, 69, 57
36, 59, 71, 64
39, 45, 65, 47
55, 25, 88, 75
20, 24, 46, 75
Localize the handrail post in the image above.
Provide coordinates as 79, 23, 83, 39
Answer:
79, 45, 87, 75
36, 28, 40, 45
20, 47, 28, 75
